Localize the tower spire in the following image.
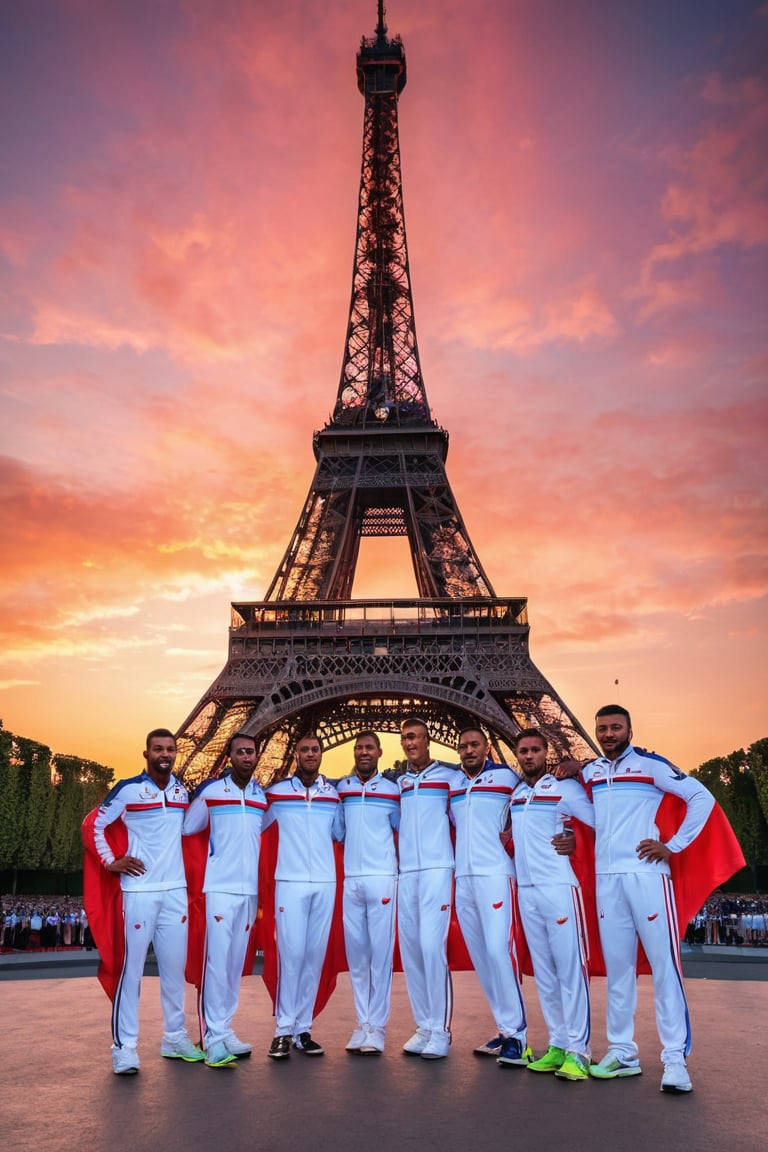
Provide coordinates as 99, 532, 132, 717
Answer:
376, 0, 387, 42
333, 2, 429, 429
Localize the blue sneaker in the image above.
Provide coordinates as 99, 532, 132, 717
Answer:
496, 1038, 532, 1067
474, 1034, 504, 1057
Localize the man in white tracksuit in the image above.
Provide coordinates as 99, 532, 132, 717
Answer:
336, 731, 400, 1054
263, 733, 343, 1059
92, 728, 203, 1075
449, 727, 529, 1068
583, 705, 715, 1094
397, 717, 462, 1060
510, 728, 595, 1082
183, 731, 267, 1068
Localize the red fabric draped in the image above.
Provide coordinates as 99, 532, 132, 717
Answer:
81, 809, 128, 1001
83, 792, 745, 1003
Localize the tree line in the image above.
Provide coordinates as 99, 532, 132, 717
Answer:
1, 720, 766, 884
691, 736, 768, 886
0, 721, 113, 876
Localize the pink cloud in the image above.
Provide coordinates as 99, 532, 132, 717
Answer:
435, 276, 618, 353
640, 72, 768, 308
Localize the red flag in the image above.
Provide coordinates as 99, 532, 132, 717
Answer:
81, 809, 127, 1001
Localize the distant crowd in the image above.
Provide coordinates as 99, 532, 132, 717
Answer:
1, 895, 94, 951
684, 891, 768, 946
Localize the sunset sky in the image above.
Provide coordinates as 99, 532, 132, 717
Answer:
1, 0, 766, 782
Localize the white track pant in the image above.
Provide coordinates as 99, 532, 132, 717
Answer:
597, 871, 690, 1063
199, 891, 257, 1048
343, 874, 397, 1030
397, 868, 453, 1036
113, 888, 188, 1050
274, 880, 335, 1037
517, 883, 591, 1057
455, 874, 526, 1041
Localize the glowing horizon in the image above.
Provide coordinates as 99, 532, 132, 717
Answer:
1, 1, 766, 781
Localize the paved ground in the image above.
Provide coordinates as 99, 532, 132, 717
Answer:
2, 956, 767, 1152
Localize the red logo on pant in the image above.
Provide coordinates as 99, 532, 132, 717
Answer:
382, 898, 391, 905
647, 912, 659, 921
492, 902, 503, 909
556, 917, 568, 925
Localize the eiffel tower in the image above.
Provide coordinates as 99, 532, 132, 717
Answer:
174, 3, 595, 789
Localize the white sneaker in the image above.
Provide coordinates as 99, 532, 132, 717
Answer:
160, 1036, 205, 1062
346, 1027, 368, 1051
112, 1046, 140, 1075
224, 1033, 252, 1058
661, 1060, 692, 1093
403, 1028, 431, 1055
421, 1031, 451, 1060
359, 1026, 385, 1054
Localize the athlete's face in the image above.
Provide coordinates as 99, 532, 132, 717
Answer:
458, 731, 489, 777
143, 736, 177, 785
229, 738, 257, 789
295, 738, 323, 785
595, 714, 632, 760
515, 737, 548, 782
400, 724, 431, 771
354, 736, 381, 780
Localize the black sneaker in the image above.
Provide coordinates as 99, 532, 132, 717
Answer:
268, 1036, 291, 1060
293, 1032, 324, 1056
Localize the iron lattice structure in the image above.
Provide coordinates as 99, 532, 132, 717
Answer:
174, 4, 595, 788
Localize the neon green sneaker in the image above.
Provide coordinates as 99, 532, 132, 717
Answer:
527, 1046, 566, 1073
555, 1052, 590, 1081
589, 1052, 642, 1079
205, 1041, 237, 1068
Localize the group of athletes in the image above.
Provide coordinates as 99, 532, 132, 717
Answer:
84, 705, 742, 1094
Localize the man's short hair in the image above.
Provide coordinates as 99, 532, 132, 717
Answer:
354, 730, 382, 748
227, 731, 256, 756
145, 728, 176, 749
400, 716, 430, 736
296, 731, 324, 752
514, 727, 548, 749
595, 704, 632, 727
457, 726, 489, 744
